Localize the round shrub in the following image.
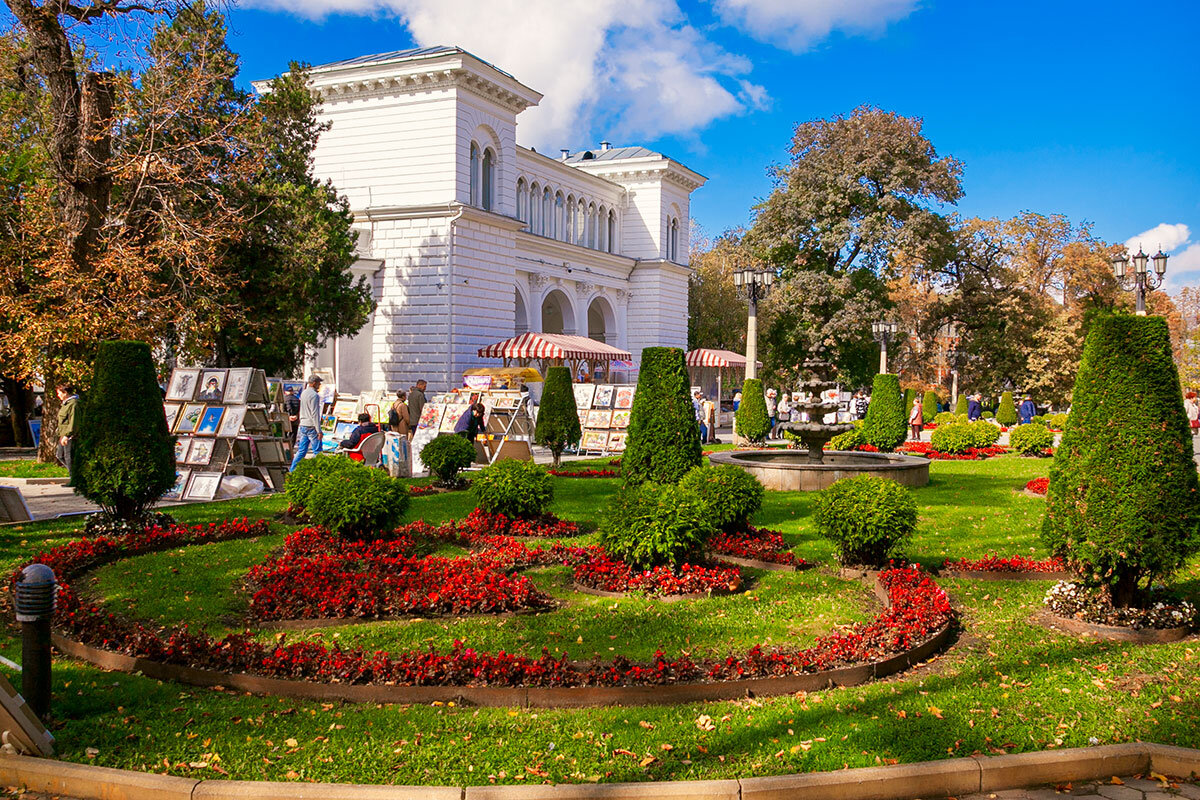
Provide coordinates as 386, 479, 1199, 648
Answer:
472, 459, 553, 519
1008, 423, 1054, 456
983, 411, 994, 420
735, 377, 772, 445
624, 347, 703, 485
678, 464, 764, 531
420, 435, 476, 486
1047, 413, 1068, 430
827, 426, 864, 451
929, 423, 976, 455
813, 476, 917, 567
306, 466, 410, 539
968, 420, 1001, 447
534, 366, 580, 467
285, 454, 361, 511
1043, 314, 1200, 606
921, 390, 940, 423
956, 413, 969, 424
1031, 414, 1046, 425
996, 391, 1018, 426
862, 374, 906, 452
933, 411, 958, 426
600, 482, 714, 570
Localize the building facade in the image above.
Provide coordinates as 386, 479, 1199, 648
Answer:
259, 46, 706, 393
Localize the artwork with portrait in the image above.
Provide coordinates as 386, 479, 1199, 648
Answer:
224, 368, 254, 404
185, 438, 214, 466
573, 383, 596, 410
592, 385, 615, 408
217, 405, 247, 437
166, 369, 200, 402
197, 371, 227, 402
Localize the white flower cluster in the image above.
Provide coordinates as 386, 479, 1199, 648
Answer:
1044, 581, 1197, 630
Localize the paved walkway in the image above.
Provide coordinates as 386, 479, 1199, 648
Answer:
954, 775, 1200, 800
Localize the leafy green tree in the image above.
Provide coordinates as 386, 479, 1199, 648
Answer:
534, 366, 580, 467
1042, 315, 1200, 606
996, 391, 1017, 426
623, 347, 702, 485
734, 378, 771, 444
862, 374, 906, 451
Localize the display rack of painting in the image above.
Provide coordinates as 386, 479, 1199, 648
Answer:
162, 367, 291, 499
409, 388, 536, 475
573, 383, 634, 455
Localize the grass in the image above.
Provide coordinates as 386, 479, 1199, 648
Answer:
1, 455, 1197, 787
0, 459, 68, 478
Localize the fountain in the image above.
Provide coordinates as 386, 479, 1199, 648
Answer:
709, 347, 929, 491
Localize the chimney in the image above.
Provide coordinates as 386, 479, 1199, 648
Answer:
600, 141, 612, 151
560, 148, 570, 159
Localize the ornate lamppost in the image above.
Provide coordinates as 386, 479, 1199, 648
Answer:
733, 267, 775, 381
871, 320, 898, 374
1112, 247, 1168, 316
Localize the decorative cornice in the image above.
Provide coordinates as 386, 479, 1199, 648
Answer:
574, 281, 595, 297
527, 273, 548, 290
314, 67, 533, 114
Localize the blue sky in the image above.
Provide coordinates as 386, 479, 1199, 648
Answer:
222, 0, 1199, 286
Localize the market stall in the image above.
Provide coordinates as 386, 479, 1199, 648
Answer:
477, 333, 633, 384
685, 349, 761, 427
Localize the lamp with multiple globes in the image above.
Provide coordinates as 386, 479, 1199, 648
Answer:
733, 268, 775, 380
1112, 245, 1168, 315
871, 320, 899, 374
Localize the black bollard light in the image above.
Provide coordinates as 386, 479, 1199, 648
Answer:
14, 564, 56, 719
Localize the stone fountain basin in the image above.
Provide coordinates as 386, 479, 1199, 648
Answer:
708, 449, 930, 492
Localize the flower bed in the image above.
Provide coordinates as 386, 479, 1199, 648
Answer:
1024, 477, 1049, 495
408, 484, 439, 497
573, 554, 742, 597
547, 468, 619, 478
942, 554, 1065, 574
1044, 581, 1197, 630
461, 509, 580, 539
898, 442, 1007, 460
707, 526, 805, 568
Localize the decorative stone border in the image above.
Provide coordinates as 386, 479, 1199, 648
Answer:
707, 553, 804, 572
570, 581, 740, 603
941, 568, 1071, 582
0, 742, 1196, 800
1020, 488, 1048, 499
1033, 611, 1193, 644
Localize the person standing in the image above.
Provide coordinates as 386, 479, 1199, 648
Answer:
283, 386, 301, 444
55, 384, 79, 471
854, 390, 868, 420
389, 390, 411, 436
289, 376, 324, 471
1018, 395, 1037, 425
701, 395, 716, 444
777, 392, 791, 430
908, 395, 923, 441
765, 389, 777, 437
407, 380, 427, 428
1186, 392, 1200, 435
967, 393, 983, 422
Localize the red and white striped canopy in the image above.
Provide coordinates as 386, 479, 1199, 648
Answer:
685, 348, 761, 369
478, 333, 632, 362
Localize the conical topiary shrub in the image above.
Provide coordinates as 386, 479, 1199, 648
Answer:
1041, 315, 1200, 607
862, 374, 906, 452
735, 378, 771, 445
903, 387, 916, 421
921, 389, 939, 424
72, 341, 176, 521
996, 391, 1018, 426
623, 347, 702, 485
534, 365, 580, 467
954, 394, 968, 416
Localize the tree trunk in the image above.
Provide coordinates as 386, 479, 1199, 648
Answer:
1, 375, 33, 447
1108, 573, 1140, 609
37, 364, 59, 463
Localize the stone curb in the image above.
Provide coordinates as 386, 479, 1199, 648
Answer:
1033, 610, 1194, 643
705, 553, 802, 572
939, 569, 1071, 582
0, 475, 70, 486
0, 743, 1196, 800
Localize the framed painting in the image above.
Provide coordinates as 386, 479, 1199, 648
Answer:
195, 406, 225, 436
197, 370, 227, 403
611, 410, 632, 429
185, 438, 215, 466
183, 472, 222, 502
281, 380, 304, 398
586, 409, 612, 428
577, 410, 589, 426
418, 403, 444, 430
223, 368, 254, 405
217, 405, 247, 438
572, 383, 596, 410
255, 439, 287, 464
439, 404, 468, 433
606, 432, 627, 452
163, 469, 190, 501
614, 386, 636, 409
592, 385, 615, 408
166, 369, 200, 402
581, 430, 609, 450
331, 398, 359, 420
320, 414, 337, 433
333, 421, 356, 442
176, 403, 205, 434
174, 437, 192, 464
163, 402, 182, 431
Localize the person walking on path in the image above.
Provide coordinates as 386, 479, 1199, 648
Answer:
289, 376, 324, 471
967, 393, 983, 421
1186, 392, 1199, 435
55, 384, 79, 472
1018, 395, 1037, 425
407, 380, 427, 428
908, 396, 923, 441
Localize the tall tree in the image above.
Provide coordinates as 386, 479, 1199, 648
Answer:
687, 227, 749, 353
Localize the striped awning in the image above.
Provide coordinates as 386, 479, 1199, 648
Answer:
685, 348, 761, 369
478, 333, 632, 362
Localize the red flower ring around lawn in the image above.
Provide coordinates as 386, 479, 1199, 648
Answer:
707, 526, 805, 568
941, 553, 1067, 575
897, 442, 1008, 460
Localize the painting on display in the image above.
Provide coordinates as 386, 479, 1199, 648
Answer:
606, 432, 627, 452
572, 383, 596, 410
185, 438, 215, 466
585, 409, 612, 428
223, 368, 254, 405
577, 410, 589, 426
195, 406, 225, 436
610, 410, 632, 429
166, 369, 200, 402
163, 403, 182, 431
174, 437, 192, 463
255, 440, 287, 464
183, 472, 222, 501
581, 430, 609, 450
217, 405, 247, 438
592, 385, 615, 408
176, 403, 205, 434
439, 404, 468, 433
197, 370, 227, 403
164, 469, 190, 501
614, 386, 636, 409
331, 398, 359, 420
417, 403, 444, 430
281, 380, 305, 398
333, 421, 356, 442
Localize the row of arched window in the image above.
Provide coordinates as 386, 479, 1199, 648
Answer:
666, 216, 680, 262
469, 142, 496, 211
516, 178, 617, 254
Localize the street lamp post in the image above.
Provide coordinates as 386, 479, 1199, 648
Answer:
733, 267, 775, 381
1112, 247, 1168, 315
871, 321, 898, 374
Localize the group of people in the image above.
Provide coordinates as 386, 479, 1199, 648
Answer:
691, 390, 717, 444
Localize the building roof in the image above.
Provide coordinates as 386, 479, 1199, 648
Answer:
310, 46, 518, 81
562, 146, 664, 164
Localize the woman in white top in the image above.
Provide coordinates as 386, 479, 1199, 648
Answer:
908, 397, 923, 441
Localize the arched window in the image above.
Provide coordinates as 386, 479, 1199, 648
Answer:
566, 195, 575, 244
587, 204, 597, 249
668, 218, 679, 261
607, 210, 617, 253
529, 183, 541, 234
516, 178, 528, 223
555, 192, 565, 241
576, 198, 586, 244
542, 188, 552, 238
481, 148, 495, 211
469, 143, 480, 207
598, 205, 608, 252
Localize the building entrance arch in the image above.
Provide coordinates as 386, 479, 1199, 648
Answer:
541, 289, 576, 335
587, 295, 617, 345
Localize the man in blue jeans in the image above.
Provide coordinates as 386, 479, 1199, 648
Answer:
289, 375, 324, 471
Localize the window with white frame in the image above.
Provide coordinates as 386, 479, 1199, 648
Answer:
481, 148, 495, 211
469, 143, 480, 207
516, 178, 528, 223
542, 188, 553, 238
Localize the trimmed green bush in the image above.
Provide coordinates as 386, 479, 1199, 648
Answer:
734, 378, 771, 445
827, 427, 864, 451
72, 341, 175, 521
983, 411, 994, 420
306, 466, 409, 538
903, 388, 916, 420
534, 366, 580, 467
933, 411, 958, 426
1009, 423, 1054, 456
996, 391, 1018, 426
929, 423, 976, 455
956, 413, 969, 424
600, 482, 714, 569
678, 464, 764, 531
420, 435, 476, 486
285, 454, 359, 511
623, 347, 703, 485
472, 459, 553, 519
1047, 413, 1068, 430
814, 475, 917, 567
921, 390, 940, 423
1043, 315, 1200, 606
968, 420, 1001, 447
1031, 414, 1046, 425
861, 374, 906, 452
954, 394, 968, 416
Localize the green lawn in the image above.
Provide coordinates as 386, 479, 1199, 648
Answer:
0, 459, 68, 478
1, 455, 1197, 787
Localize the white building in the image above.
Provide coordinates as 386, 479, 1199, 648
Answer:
258, 46, 706, 393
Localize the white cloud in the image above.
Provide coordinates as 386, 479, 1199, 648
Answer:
712, 0, 919, 52
1127, 225, 1200, 293
243, 0, 766, 149
1125, 222, 1190, 256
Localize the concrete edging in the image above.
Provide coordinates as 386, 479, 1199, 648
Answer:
1033, 610, 1194, 643
0, 475, 70, 486
0, 742, 1196, 800
940, 569, 1071, 582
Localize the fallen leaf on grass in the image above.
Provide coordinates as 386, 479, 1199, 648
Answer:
639, 756, 657, 767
